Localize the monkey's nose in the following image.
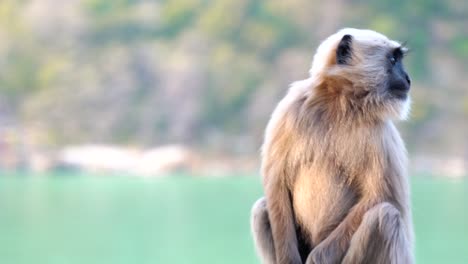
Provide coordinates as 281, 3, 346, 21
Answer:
404, 73, 411, 86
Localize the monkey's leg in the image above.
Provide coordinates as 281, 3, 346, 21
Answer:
342, 202, 413, 264
251, 197, 276, 264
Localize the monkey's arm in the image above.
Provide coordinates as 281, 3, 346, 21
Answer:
264, 167, 302, 264
261, 100, 303, 264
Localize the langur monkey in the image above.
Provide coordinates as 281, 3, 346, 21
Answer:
251, 28, 414, 264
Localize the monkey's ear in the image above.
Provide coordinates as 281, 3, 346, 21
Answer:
336, 34, 353, 65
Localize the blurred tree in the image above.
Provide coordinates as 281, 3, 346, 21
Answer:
0, 0, 465, 157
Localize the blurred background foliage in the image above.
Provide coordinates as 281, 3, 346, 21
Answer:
0, 0, 467, 159
1, 1, 468, 264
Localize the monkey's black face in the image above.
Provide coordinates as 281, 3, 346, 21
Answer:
386, 47, 411, 100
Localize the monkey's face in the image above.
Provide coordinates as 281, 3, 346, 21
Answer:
312, 28, 412, 120
384, 47, 411, 100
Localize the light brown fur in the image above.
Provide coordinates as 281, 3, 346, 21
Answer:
251, 29, 414, 264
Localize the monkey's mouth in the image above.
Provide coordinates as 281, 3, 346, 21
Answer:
391, 90, 409, 100
389, 83, 410, 100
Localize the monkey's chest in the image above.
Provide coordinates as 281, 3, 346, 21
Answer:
292, 168, 358, 246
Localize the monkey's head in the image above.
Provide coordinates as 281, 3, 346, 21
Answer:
309, 28, 411, 120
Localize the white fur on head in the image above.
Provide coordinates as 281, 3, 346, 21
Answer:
309, 28, 401, 78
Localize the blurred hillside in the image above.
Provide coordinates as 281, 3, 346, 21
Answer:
0, 0, 467, 173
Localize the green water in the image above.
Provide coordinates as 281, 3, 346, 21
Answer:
0, 173, 467, 264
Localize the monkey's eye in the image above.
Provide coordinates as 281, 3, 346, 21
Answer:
390, 47, 404, 65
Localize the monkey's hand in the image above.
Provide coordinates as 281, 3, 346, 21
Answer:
306, 201, 370, 264
305, 238, 344, 264
277, 250, 303, 264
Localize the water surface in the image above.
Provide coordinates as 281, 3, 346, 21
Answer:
0, 173, 467, 264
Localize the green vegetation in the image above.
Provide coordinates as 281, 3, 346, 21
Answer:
0, 174, 467, 264
0, 0, 466, 155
